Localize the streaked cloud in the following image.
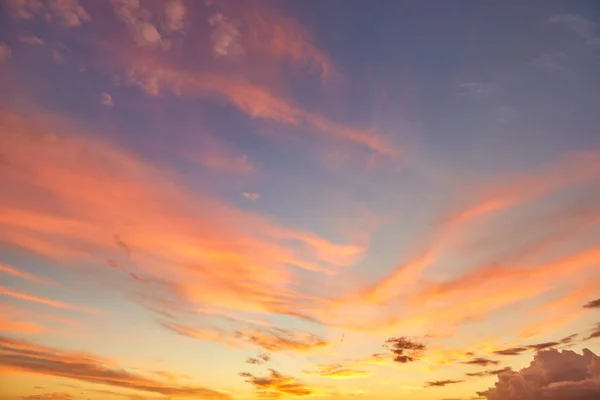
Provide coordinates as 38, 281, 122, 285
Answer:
549, 14, 600, 49
0, 336, 230, 399
0, 263, 51, 284
303, 364, 371, 379
21, 393, 73, 400
18, 32, 45, 45
424, 379, 463, 388
122, 61, 394, 155
0, 286, 102, 314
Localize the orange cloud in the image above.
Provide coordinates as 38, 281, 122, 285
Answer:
0, 262, 52, 284
121, 58, 394, 155
0, 335, 229, 399
240, 369, 314, 398
0, 286, 103, 314
0, 305, 45, 334
159, 319, 327, 354
303, 364, 372, 379
0, 106, 363, 322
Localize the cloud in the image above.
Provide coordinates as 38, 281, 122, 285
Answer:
457, 81, 496, 99
159, 320, 327, 354
120, 56, 394, 155
0, 106, 363, 322
0, 305, 46, 334
585, 323, 600, 341
209, 13, 243, 57
240, 369, 313, 398
383, 337, 426, 363
240, 326, 328, 353
4, 0, 43, 20
303, 364, 371, 379
548, 14, 600, 49
47, 0, 90, 27
5, 0, 89, 27
246, 352, 271, 365
21, 393, 73, 400
243, 192, 260, 201
424, 379, 463, 388
584, 299, 600, 309
466, 367, 511, 378
110, 0, 162, 47
530, 52, 569, 73
0, 263, 51, 284
0, 42, 12, 62
18, 32, 45, 45
100, 92, 113, 107
0, 286, 102, 314
0, 336, 230, 399
477, 348, 600, 400
463, 358, 500, 367
164, 0, 186, 32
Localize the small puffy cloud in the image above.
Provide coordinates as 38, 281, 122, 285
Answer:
246, 352, 270, 365
47, 0, 90, 27
243, 192, 260, 201
110, 0, 162, 47
100, 92, 113, 107
383, 337, 426, 363
240, 369, 313, 397
584, 298, 600, 309
0, 42, 12, 62
18, 32, 45, 45
478, 348, 600, 400
165, 0, 186, 32
208, 13, 243, 57
133, 21, 162, 46
530, 52, 569, 73
5, 0, 43, 20
424, 379, 463, 388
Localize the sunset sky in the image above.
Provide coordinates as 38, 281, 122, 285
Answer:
1, 1, 600, 400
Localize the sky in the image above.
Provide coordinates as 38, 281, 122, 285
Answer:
0, 1, 600, 400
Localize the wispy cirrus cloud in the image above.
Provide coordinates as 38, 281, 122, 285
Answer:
0, 286, 102, 314
549, 14, 600, 49
0, 263, 52, 284
0, 106, 364, 324
121, 60, 395, 155
0, 336, 230, 399
302, 364, 371, 379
